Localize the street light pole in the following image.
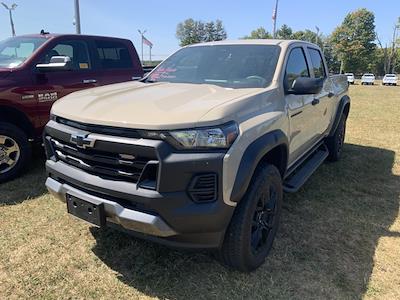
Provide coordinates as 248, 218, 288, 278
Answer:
315, 26, 320, 44
74, 0, 81, 34
138, 29, 146, 63
1, 2, 17, 36
272, 0, 279, 38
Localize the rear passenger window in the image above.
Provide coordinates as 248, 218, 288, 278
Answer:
308, 48, 326, 79
284, 47, 310, 89
95, 40, 133, 69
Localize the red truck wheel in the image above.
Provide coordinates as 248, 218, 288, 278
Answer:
0, 122, 32, 183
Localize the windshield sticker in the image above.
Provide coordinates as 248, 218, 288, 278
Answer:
150, 67, 177, 80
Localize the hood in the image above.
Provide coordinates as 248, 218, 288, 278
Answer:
52, 81, 262, 130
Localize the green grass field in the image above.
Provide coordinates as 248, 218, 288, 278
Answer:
1, 84, 399, 299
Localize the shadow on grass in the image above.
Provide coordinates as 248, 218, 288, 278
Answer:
91, 143, 399, 299
0, 148, 47, 205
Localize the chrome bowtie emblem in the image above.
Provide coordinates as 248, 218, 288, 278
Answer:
70, 134, 95, 149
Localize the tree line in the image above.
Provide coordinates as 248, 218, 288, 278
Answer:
176, 9, 400, 75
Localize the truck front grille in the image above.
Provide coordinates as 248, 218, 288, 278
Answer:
48, 137, 158, 188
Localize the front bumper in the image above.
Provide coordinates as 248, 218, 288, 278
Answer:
46, 176, 177, 237
44, 120, 235, 249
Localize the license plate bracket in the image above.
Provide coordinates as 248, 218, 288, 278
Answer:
66, 194, 106, 227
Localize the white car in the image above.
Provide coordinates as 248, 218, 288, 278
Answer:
361, 74, 375, 85
345, 73, 355, 84
382, 74, 398, 86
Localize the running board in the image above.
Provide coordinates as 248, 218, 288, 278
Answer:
283, 144, 329, 193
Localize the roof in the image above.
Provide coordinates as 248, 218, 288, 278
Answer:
187, 39, 318, 48
13, 33, 130, 41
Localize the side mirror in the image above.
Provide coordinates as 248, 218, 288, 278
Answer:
36, 56, 72, 72
286, 77, 324, 95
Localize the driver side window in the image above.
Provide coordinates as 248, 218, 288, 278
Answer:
40, 40, 91, 71
284, 47, 310, 89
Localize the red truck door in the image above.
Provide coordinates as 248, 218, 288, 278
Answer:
93, 39, 143, 85
32, 39, 101, 128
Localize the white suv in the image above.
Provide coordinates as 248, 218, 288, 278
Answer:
382, 74, 398, 86
345, 73, 355, 85
361, 74, 375, 85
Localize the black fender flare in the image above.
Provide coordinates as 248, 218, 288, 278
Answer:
329, 95, 350, 137
0, 104, 36, 139
230, 130, 288, 203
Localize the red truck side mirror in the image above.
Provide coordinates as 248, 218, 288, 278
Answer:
36, 56, 72, 72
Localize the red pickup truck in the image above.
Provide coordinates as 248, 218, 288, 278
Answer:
0, 33, 143, 182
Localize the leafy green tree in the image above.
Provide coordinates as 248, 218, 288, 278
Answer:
322, 38, 341, 73
176, 19, 227, 46
330, 8, 376, 73
176, 19, 204, 46
214, 20, 227, 41
204, 21, 216, 42
276, 24, 293, 39
292, 30, 319, 44
242, 27, 272, 39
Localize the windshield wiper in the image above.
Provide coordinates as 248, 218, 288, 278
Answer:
142, 77, 158, 83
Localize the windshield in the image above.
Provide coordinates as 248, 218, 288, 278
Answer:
385, 74, 396, 77
0, 36, 47, 68
148, 45, 281, 89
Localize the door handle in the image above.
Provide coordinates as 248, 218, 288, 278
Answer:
312, 98, 320, 106
83, 79, 97, 84
328, 92, 335, 98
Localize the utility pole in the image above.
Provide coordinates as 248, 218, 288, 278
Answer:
272, 0, 279, 38
138, 29, 146, 63
73, 0, 81, 34
315, 26, 320, 44
1, 2, 17, 36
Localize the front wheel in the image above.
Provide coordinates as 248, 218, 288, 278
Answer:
0, 122, 32, 183
219, 164, 283, 272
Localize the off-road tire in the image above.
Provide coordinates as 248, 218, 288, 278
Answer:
219, 164, 283, 272
0, 122, 31, 183
326, 114, 346, 162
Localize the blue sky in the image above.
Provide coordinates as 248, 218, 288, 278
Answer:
0, 0, 398, 60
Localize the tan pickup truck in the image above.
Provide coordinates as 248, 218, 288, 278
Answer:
44, 39, 350, 271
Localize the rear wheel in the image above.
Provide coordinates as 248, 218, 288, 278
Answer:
326, 114, 347, 162
219, 164, 283, 272
0, 122, 31, 183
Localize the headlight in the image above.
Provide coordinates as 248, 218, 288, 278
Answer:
140, 122, 239, 150
49, 113, 57, 121
169, 122, 239, 149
